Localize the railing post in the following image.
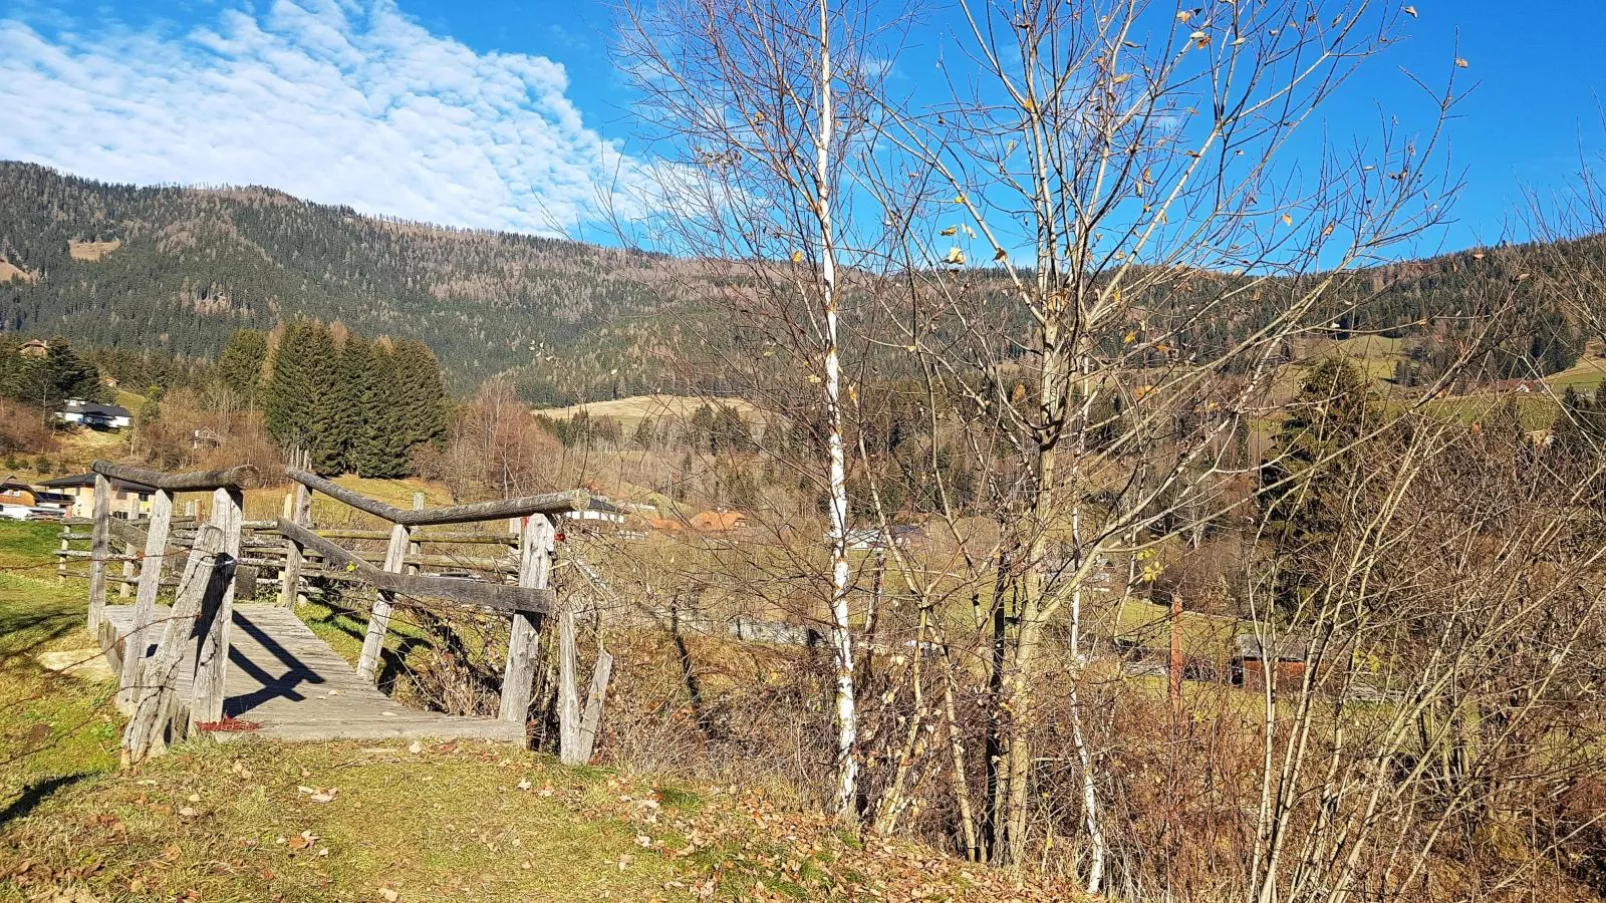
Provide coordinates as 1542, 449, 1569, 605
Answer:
357, 515, 411, 683
191, 487, 244, 727
118, 487, 174, 712
87, 473, 112, 630
557, 600, 581, 763
499, 515, 554, 725
408, 492, 424, 576
279, 471, 312, 608
119, 539, 136, 597
57, 526, 68, 584
122, 523, 233, 765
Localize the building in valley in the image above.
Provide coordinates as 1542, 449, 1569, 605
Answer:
38, 472, 158, 519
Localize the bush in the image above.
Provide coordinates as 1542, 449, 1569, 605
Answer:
33, 455, 51, 475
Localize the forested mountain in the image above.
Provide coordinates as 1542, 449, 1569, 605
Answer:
0, 160, 1597, 406
0, 161, 685, 402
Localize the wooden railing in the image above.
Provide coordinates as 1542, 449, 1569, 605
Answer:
85, 460, 254, 763
78, 460, 612, 766
278, 467, 605, 765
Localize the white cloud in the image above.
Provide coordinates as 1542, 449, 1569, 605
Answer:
0, 0, 654, 235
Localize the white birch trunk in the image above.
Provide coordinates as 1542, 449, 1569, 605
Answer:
817, 0, 857, 822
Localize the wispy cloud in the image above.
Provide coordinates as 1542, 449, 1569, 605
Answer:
0, 0, 653, 235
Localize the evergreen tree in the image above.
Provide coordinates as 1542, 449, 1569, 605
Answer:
390, 339, 449, 451
216, 329, 268, 405
1261, 359, 1382, 544
266, 320, 343, 471
10, 337, 102, 412
356, 342, 410, 478
335, 335, 374, 475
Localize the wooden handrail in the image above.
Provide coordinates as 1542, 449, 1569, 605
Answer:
277, 520, 552, 614
93, 460, 258, 492
285, 468, 588, 525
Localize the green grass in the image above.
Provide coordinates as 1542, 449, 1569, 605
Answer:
1544, 354, 1606, 392
0, 522, 61, 570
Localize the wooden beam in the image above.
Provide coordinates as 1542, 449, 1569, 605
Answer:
275, 520, 552, 614
285, 468, 588, 525
118, 489, 174, 713
92, 460, 258, 492
498, 516, 553, 725
106, 517, 187, 568
191, 487, 243, 726
87, 473, 111, 630
250, 526, 518, 545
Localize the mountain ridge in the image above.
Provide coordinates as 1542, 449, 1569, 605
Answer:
0, 160, 685, 402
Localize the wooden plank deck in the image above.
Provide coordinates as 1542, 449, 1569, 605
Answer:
100, 603, 525, 744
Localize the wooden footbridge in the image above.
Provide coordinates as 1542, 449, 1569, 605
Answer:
73, 460, 610, 764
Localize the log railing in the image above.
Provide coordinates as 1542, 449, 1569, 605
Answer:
279, 468, 604, 763
79, 461, 254, 763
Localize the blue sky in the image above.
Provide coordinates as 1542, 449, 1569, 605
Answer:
0, 0, 1598, 256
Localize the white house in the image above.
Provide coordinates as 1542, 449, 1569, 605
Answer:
57, 400, 132, 431
563, 497, 627, 526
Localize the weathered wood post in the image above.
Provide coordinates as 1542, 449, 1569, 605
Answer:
119, 538, 137, 598
118, 487, 175, 712
279, 462, 312, 608
57, 525, 69, 584
498, 515, 554, 725
407, 492, 424, 576
356, 513, 410, 682
191, 486, 244, 726
557, 601, 581, 764
574, 648, 614, 763
86, 473, 112, 630
122, 523, 233, 765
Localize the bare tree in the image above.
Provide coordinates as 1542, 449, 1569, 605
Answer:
616, 0, 907, 821
857, 0, 1461, 881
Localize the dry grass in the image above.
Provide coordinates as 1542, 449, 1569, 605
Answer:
536, 394, 760, 429
0, 262, 35, 284
67, 240, 121, 262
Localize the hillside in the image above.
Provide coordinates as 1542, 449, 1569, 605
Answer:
2, 160, 1600, 409
0, 162, 688, 401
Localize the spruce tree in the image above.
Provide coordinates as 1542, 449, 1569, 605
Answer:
216, 329, 268, 405
357, 342, 410, 478
335, 335, 373, 474
1261, 358, 1381, 543
266, 320, 343, 470
391, 339, 449, 451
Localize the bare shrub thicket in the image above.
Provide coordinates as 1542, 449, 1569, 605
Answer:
588, 0, 1606, 899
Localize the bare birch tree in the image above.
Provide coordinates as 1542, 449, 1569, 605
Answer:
616, 0, 905, 821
